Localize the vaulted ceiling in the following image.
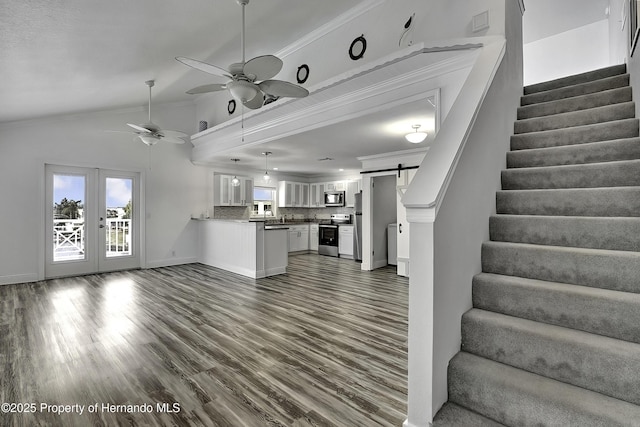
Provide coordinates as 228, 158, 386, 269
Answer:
0, 0, 361, 124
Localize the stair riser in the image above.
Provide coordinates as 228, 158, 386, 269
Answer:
501, 160, 640, 190
481, 242, 640, 293
496, 188, 640, 217
521, 74, 630, 106
462, 309, 640, 405
506, 138, 640, 168
518, 87, 632, 120
472, 273, 640, 344
448, 352, 640, 426
489, 215, 640, 252
514, 102, 635, 134
524, 64, 627, 95
510, 119, 639, 150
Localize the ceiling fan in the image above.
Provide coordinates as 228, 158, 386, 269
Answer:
123, 80, 188, 146
176, 0, 309, 110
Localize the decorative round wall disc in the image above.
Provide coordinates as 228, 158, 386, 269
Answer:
296, 64, 309, 84
349, 35, 367, 60
227, 99, 236, 115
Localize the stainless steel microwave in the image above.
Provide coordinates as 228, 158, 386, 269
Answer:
324, 191, 345, 207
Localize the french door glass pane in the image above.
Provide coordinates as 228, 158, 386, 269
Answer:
105, 177, 133, 258
53, 174, 85, 261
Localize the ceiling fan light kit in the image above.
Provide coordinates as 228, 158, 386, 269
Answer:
405, 124, 427, 143
176, 0, 309, 110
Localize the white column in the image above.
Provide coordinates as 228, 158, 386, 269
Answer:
404, 207, 436, 427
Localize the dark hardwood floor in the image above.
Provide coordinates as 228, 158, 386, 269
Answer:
0, 254, 408, 426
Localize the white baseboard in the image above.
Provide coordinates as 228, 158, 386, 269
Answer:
145, 257, 198, 269
403, 418, 432, 427
0, 273, 39, 286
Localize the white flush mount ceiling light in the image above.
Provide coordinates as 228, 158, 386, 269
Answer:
230, 158, 241, 186
405, 124, 427, 143
262, 151, 272, 183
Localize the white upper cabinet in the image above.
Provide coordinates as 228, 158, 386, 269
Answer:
278, 181, 310, 208
309, 183, 326, 207
214, 175, 253, 207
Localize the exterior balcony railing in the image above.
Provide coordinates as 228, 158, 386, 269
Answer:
53, 218, 131, 261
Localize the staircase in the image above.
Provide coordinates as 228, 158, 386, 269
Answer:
433, 64, 640, 426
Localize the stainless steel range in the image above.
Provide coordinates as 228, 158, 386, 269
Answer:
318, 214, 350, 257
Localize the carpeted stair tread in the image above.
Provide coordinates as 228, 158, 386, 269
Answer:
489, 214, 640, 251
496, 186, 640, 217
433, 402, 505, 426
510, 118, 639, 150
439, 66, 640, 425
521, 73, 629, 106
523, 64, 627, 95
507, 137, 640, 168
448, 352, 640, 426
481, 241, 640, 293
514, 102, 635, 134
472, 272, 640, 344
517, 86, 632, 120
462, 308, 640, 405
501, 159, 640, 189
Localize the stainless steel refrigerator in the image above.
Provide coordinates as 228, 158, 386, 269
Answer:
353, 191, 363, 262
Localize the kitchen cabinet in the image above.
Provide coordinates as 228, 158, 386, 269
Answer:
338, 225, 354, 258
326, 181, 345, 191
309, 224, 319, 251
288, 224, 310, 252
345, 180, 360, 207
309, 183, 325, 207
214, 175, 253, 207
278, 181, 309, 207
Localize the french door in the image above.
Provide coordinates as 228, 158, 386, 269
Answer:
45, 165, 141, 278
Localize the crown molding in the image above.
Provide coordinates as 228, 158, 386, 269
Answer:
275, 0, 386, 59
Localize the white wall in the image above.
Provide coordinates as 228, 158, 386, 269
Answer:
0, 102, 209, 284
195, 0, 509, 127
609, 0, 630, 65
524, 19, 610, 85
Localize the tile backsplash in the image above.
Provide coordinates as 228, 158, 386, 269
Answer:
213, 206, 353, 221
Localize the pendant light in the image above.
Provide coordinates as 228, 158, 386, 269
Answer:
230, 158, 241, 186
405, 124, 427, 143
262, 151, 272, 183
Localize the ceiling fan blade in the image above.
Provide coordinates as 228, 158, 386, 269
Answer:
243, 55, 283, 81
186, 83, 227, 95
242, 92, 264, 110
175, 57, 231, 78
160, 135, 187, 144
159, 129, 189, 141
259, 80, 309, 98
127, 123, 153, 133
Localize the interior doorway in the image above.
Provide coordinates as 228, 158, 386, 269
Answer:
371, 175, 397, 270
45, 164, 141, 278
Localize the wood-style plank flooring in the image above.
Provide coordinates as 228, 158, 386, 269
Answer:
0, 254, 408, 426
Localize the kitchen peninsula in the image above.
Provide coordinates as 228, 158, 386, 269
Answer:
197, 219, 288, 278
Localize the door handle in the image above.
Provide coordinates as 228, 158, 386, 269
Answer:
399, 223, 402, 233
99, 224, 105, 229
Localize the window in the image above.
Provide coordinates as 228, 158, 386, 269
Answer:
252, 186, 275, 218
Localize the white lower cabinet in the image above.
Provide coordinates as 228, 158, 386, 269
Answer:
288, 224, 310, 252
309, 224, 319, 251
338, 225, 354, 258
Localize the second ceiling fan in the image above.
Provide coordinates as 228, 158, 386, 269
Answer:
176, 0, 309, 110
